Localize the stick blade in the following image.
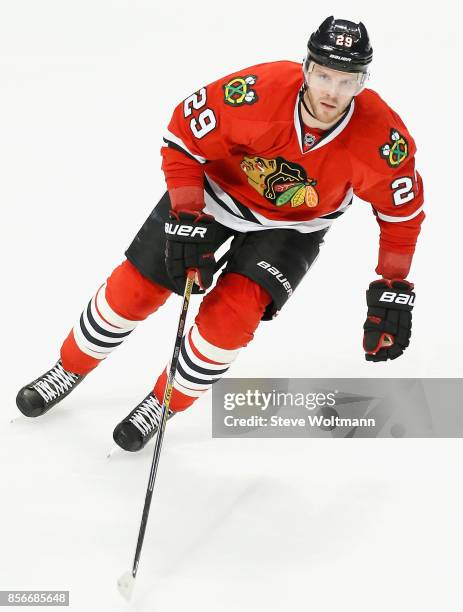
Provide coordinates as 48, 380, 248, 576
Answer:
117, 570, 135, 600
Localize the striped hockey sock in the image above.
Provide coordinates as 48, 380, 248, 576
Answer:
74, 282, 139, 359
153, 324, 240, 411
61, 259, 171, 376
61, 282, 139, 374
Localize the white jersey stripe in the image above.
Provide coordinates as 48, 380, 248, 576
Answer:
203, 184, 352, 234
164, 130, 207, 164
376, 205, 424, 223
204, 175, 246, 218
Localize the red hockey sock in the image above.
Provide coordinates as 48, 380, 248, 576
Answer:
61, 259, 171, 375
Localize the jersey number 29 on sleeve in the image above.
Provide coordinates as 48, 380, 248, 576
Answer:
391, 176, 415, 206
183, 88, 217, 140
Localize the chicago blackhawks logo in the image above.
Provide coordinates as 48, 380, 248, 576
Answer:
223, 75, 258, 106
379, 129, 408, 167
240, 156, 319, 208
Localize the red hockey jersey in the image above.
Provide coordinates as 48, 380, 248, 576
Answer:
161, 61, 424, 279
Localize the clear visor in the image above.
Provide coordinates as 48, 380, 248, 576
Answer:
305, 61, 368, 97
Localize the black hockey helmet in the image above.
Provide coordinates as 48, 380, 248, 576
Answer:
304, 16, 373, 74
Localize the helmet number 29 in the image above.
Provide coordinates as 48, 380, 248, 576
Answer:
336, 34, 353, 47
391, 176, 415, 206
183, 88, 217, 140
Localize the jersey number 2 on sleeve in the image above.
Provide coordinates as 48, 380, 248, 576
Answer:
183, 88, 217, 140
391, 176, 415, 206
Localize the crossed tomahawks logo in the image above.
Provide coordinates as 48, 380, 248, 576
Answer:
223, 75, 258, 106
379, 129, 409, 167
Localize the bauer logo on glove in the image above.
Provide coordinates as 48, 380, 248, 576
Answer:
164, 222, 208, 239
363, 279, 415, 362
378, 290, 415, 306
164, 209, 217, 293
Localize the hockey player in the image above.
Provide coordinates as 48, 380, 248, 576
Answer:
16, 17, 424, 451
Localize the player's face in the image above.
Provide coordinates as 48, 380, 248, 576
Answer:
305, 64, 363, 122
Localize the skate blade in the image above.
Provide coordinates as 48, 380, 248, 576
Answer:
117, 570, 135, 600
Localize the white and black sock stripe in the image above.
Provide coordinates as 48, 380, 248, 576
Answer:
172, 325, 239, 398
73, 284, 138, 360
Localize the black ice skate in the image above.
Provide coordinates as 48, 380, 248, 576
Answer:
112, 393, 176, 452
16, 359, 84, 418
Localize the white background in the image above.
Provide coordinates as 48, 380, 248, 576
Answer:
1, 1, 462, 611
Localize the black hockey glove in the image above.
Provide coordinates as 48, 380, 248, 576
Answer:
165, 209, 217, 293
363, 279, 415, 362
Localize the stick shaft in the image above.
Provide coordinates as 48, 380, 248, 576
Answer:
131, 271, 195, 577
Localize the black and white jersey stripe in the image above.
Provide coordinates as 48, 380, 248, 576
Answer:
294, 88, 356, 155
163, 130, 207, 164
204, 175, 262, 224
204, 173, 353, 234
374, 205, 424, 223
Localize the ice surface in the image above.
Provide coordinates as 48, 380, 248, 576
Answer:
2, 389, 463, 612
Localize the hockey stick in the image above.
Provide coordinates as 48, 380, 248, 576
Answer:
117, 269, 196, 601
